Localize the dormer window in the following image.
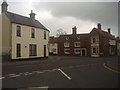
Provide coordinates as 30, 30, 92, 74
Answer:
77, 36, 80, 40
31, 28, 35, 38
65, 37, 69, 40
16, 26, 21, 37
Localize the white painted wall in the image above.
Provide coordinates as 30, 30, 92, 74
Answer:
49, 43, 58, 54
11, 23, 49, 59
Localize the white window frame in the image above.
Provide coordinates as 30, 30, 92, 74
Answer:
74, 42, 80, 47
92, 47, 99, 54
74, 48, 81, 54
91, 36, 99, 44
77, 36, 80, 40
64, 42, 70, 47
64, 49, 70, 54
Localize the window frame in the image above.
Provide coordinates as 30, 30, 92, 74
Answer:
31, 28, 35, 38
64, 42, 70, 47
74, 42, 80, 47
29, 44, 37, 56
16, 25, 21, 37
64, 49, 70, 54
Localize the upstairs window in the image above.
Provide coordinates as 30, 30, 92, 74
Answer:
64, 42, 70, 47
44, 31, 46, 40
74, 42, 80, 47
31, 28, 35, 38
65, 37, 69, 40
16, 26, 21, 37
91, 36, 99, 44
77, 36, 80, 40
93, 37, 96, 43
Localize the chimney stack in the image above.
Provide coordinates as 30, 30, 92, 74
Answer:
108, 28, 111, 34
72, 26, 77, 34
1, 0, 8, 13
29, 10, 36, 20
97, 23, 101, 30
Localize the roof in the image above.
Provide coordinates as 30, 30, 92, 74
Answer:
90, 28, 115, 39
59, 33, 90, 42
49, 37, 58, 43
6, 12, 49, 31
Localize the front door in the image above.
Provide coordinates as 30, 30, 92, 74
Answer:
44, 45, 46, 57
81, 48, 86, 56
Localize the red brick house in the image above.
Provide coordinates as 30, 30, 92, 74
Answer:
90, 23, 117, 57
49, 23, 118, 57
58, 26, 91, 56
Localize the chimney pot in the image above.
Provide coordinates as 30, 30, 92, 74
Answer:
97, 23, 101, 30
29, 10, 36, 19
108, 28, 111, 34
72, 26, 77, 34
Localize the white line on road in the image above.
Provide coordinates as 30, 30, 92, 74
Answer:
0, 77, 5, 79
58, 68, 71, 80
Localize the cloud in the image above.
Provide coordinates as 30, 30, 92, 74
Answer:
33, 2, 118, 36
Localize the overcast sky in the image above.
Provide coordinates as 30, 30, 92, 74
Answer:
0, 0, 119, 36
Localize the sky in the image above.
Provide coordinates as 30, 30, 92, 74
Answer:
0, 0, 119, 37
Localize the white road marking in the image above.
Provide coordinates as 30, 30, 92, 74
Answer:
9, 74, 21, 77
0, 77, 5, 79
58, 68, 71, 80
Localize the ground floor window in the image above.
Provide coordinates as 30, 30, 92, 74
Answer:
16, 44, 21, 57
52, 48, 56, 52
92, 47, 99, 54
74, 48, 81, 54
64, 49, 70, 54
29, 44, 37, 56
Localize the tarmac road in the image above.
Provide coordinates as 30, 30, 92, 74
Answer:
2, 56, 119, 88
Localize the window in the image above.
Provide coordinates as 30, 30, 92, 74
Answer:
44, 31, 46, 40
16, 26, 21, 36
65, 37, 69, 40
74, 49, 81, 54
31, 28, 35, 38
64, 49, 70, 54
29, 44, 37, 56
16, 44, 21, 57
92, 48, 96, 53
74, 42, 80, 47
52, 48, 56, 52
92, 47, 99, 54
91, 36, 99, 44
77, 36, 80, 40
64, 42, 70, 47
93, 37, 96, 43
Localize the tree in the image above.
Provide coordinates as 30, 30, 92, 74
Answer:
56, 28, 67, 37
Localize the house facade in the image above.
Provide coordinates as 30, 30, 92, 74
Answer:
2, 1, 50, 60
90, 23, 117, 57
58, 26, 91, 56
49, 24, 118, 57
49, 37, 58, 55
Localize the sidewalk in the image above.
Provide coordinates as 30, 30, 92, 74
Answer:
105, 56, 120, 72
2, 56, 60, 66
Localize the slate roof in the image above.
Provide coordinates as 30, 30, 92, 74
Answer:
6, 12, 49, 31
58, 33, 90, 42
49, 37, 58, 43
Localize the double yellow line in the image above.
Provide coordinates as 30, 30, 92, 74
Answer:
103, 63, 120, 74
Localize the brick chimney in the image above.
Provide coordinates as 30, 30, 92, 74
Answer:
108, 28, 111, 34
97, 23, 101, 30
72, 26, 77, 34
1, 0, 8, 13
29, 10, 36, 20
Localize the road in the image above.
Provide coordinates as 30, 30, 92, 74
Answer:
1, 56, 119, 88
